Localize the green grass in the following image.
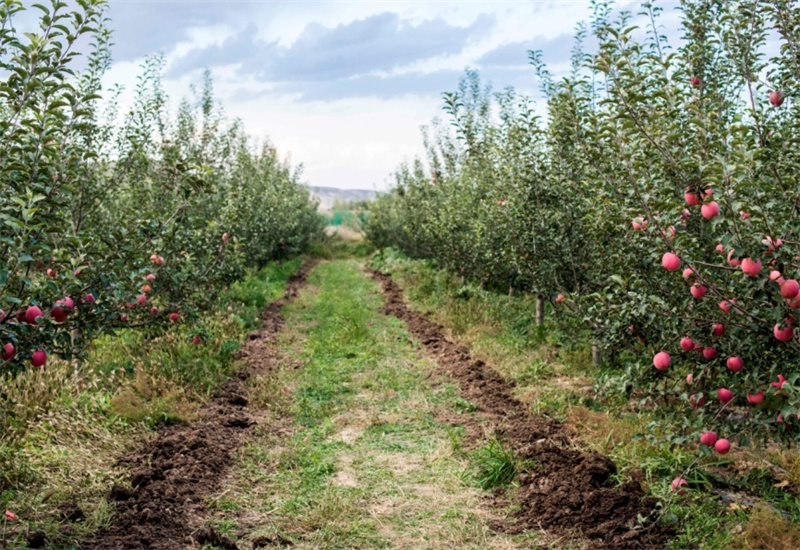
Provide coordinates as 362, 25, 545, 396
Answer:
208, 260, 550, 549
472, 439, 527, 491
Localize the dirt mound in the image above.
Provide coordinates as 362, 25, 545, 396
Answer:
370, 269, 674, 550
82, 260, 317, 550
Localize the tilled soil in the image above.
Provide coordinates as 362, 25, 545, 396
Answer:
370, 269, 675, 550
81, 260, 318, 550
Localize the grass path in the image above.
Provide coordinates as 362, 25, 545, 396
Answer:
205, 260, 541, 549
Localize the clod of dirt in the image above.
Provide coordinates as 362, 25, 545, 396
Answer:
370, 269, 674, 550
252, 534, 295, 547
195, 526, 239, 549
26, 530, 47, 548
82, 261, 318, 550
59, 502, 86, 522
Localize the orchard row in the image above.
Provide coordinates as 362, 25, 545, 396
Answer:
0, 1, 321, 374
366, 0, 800, 449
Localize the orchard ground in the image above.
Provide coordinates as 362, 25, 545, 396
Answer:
2, 241, 800, 548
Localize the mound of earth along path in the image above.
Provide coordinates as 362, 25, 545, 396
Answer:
82, 260, 318, 550
369, 269, 675, 550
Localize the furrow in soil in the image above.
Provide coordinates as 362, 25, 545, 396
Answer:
369, 268, 675, 550
81, 260, 318, 550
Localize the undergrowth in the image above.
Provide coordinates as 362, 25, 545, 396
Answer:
0, 257, 305, 548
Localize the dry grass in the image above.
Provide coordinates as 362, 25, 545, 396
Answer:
324, 224, 363, 241
770, 450, 800, 489
728, 506, 800, 550
565, 405, 648, 454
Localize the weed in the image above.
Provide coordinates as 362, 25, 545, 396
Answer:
472, 439, 526, 491
453, 396, 478, 414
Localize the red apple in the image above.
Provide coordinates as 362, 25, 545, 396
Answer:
120, 314, 128, 322
718, 388, 734, 403
740, 210, 750, 220
31, 350, 47, 367
727, 250, 741, 267
686, 373, 694, 384
146, 274, 156, 283
141, 284, 152, 294
169, 312, 179, 323
222, 232, 230, 242
690, 76, 702, 87
769, 90, 784, 107
715, 244, 725, 253
771, 374, 787, 390
192, 336, 202, 345
556, 294, 565, 303
703, 347, 718, 360
680, 337, 694, 351
774, 324, 794, 342
682, 268, 694, 279
763, 236, 783, 251
685, 190, 701, 206
700, 431, 718, 446
741, 258, 762, 277
726, 356, 743, 372
24, 306, 43, 325
701, 201, 719, 219
150, 306, 158, 315
653, 351, 671, 370
1, 343, 15, 361
46, 268, 56, 278
712, 323, 725, 337
780, 280, 800, 299
690, 394, 704, 407
671, 477, 688, 495
719, 300, 734, 313
136, 294, 147, 306
662, 252, 681, 271
50, 306, 68, 323
691, 284, 707, 298
714, 438, 731, 454
746, 391, 764, 404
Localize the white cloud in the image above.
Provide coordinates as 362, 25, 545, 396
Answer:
100, 0, 683, 191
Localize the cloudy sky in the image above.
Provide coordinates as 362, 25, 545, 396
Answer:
95, 0, 676, 190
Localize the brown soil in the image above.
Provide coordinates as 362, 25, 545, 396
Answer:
369, 269, 675, 550
81, 260, 318, 550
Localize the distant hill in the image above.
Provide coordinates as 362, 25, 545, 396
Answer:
307, 186, 381, 211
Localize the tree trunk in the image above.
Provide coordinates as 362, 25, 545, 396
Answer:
592, 340, 603, 366
535, 295, 545, 326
